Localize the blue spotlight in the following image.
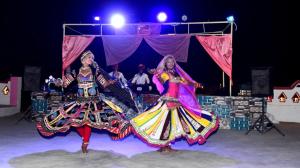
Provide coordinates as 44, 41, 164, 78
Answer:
157, 12, 167, 22
94, 16, 100, 21
110, 14, 125, 28
226, 16, 234, 22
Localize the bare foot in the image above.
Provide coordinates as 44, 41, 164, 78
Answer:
157, 145, 177, 153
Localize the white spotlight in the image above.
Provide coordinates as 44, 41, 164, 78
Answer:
94, 16, 100, 21
110, 14, 125, 28
157, 12, 167, 22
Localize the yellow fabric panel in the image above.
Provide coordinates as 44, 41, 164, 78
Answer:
103, 100, 123, 113
133, 106, 162, 127
160, 72, 170, 82
145, 111, 165, 135
198, 118, 211, 127
132, 104, 162, 126
169, 108, 177, 140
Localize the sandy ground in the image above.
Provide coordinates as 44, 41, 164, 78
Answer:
1, 113, 300, 168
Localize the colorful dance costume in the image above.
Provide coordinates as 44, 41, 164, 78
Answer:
131, 56, 219, 147
37, 54, 134, 146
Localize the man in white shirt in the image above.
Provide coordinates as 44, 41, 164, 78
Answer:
131, 64, 152, 94
108, 64, 128, 88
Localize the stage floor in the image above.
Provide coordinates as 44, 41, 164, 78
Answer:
1, 113, 300, 168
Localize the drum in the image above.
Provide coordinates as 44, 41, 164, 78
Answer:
31, 92, 48, 114
31, 99, 48, 113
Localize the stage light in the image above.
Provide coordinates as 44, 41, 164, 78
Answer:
157, 12, 167, 22
94, 16, 100, 21
226, 16, 234, 22
181, 15, 188, 22
110, 14, 125, 28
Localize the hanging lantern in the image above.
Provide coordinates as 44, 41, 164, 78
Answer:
292, 92, 300, 103
278, 92, 287, 103
2, 85, 9, 95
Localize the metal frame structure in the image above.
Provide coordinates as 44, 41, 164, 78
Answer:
63, 21, 234, 95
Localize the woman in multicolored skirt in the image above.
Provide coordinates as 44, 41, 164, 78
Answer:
131, 55, 219, 152
36, 51, 135, 153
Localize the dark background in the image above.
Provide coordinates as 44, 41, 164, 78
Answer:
0, 0, 293, 96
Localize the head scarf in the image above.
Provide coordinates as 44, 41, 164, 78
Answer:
153, 55, 202, 113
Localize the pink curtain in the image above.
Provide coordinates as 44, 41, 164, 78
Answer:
144, 35, 191, 62
102, 36, 143, 65
62, 35, 95, 74
196, 35, 232, 79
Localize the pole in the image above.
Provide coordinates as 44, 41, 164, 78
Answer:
62, 24, 65, 78
229, 21, 233, 96
222, 72, 225, 88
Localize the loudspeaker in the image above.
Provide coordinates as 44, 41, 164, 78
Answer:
251, 67, 272, 96
23, 66, 41, 91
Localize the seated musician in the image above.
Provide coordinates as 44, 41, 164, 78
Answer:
131, 64, 152, 95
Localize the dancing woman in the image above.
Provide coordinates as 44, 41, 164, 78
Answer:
131, 55, 219, 152
37, 51, 134, 153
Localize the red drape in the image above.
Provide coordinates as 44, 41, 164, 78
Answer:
62, 36, 95, 74
196, 35, 232, 79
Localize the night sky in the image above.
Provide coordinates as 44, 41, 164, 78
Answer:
0, 0, 293, 95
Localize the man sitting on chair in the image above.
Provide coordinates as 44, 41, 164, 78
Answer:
131, 64, 152, 95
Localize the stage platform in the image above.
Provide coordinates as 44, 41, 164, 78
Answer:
0, 113, 299, 168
